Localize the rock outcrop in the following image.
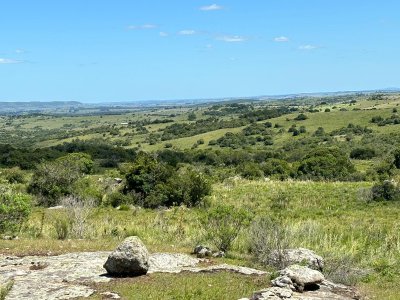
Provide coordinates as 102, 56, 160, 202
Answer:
269, 248, 324, 271
275, 264, 324, 292
241, 264, 360, 300
103, 236, 149, 276
0, 251, 267, 299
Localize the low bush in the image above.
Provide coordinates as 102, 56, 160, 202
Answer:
350, 147, 376, 160
371, 180, 400, 201
0, 192, 31, 234
249, 216, 290, 269
201, 205, 252, 252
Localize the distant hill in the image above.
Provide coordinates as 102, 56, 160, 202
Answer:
0, 101, 83, 113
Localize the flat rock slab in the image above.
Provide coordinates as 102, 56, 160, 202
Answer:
0, 252, 267, 300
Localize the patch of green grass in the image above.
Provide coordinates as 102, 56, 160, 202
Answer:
0, 280, 13, 300
88, 272, 270, 300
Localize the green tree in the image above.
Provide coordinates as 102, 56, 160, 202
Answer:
297, 147, 355, 180
29, 153, 93, 206
124, 152, 173, 200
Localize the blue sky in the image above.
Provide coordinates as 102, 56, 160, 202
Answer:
1, 1, 400, 102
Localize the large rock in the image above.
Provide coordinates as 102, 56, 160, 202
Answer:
276, 265, 324, 292
269, 248, 324, 271
103, 236, 149, 276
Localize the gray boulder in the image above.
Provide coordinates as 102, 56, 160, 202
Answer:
103, 236, 149, 276
277, 265, 324, 292
270, 248, 324, 271
193, 245, 212, 258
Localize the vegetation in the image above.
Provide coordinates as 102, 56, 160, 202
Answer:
1, 92, 400, 298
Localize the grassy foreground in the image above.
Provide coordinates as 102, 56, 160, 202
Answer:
2, 179, 400, 299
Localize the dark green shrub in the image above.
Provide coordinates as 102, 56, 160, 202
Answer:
394, 148, 400, 169
146, 169, 212, 208
106, 191, 135, 207
124, 153, 211, 208
297, 147, 355, 180
314, 127, 325, 136
350, 148, 376, 160
371, 180, 400, 201
294, 113, 308, 121
261, 159, 291, 180
239, 162, 264, 180
124, 152, 173, 200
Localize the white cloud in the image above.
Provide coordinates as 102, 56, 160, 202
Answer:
0, 58, 22, 64
179, 30, 196, 35
159, 31, 168, 37
15, 49, 26, 54
200, 4, 223, 11
217, 35, 246, 42
299, 44, 317, 50
274, 36, 289, 42
128, 24, 157, 30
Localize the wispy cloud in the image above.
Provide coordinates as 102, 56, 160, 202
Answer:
0, 58, 23, 64
299, 44, 318, 50
217, 35, 246, 42
128, 24, 157, 30
179, 30, 196, 35
15, 49, 26, 54
159, 31, 168, 37
200, 4, 223, 11
274, 36, 289, 42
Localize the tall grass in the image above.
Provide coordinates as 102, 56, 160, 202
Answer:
4, 179, 400, 297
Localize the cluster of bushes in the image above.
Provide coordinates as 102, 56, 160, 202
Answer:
122, 152, 212, 208
28, 153, 94, 206
330, 123, 372, 136
209, 132, 272, 149
160, 118, 247, 141
288, 125, 306, 136
204, 103, 253, 117
0, 139, 137, 170
240, 107, 294, 122
371, 114, 400, 126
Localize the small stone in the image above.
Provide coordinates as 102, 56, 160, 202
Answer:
212, 251, 225, 258
100, 291, 121, 299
